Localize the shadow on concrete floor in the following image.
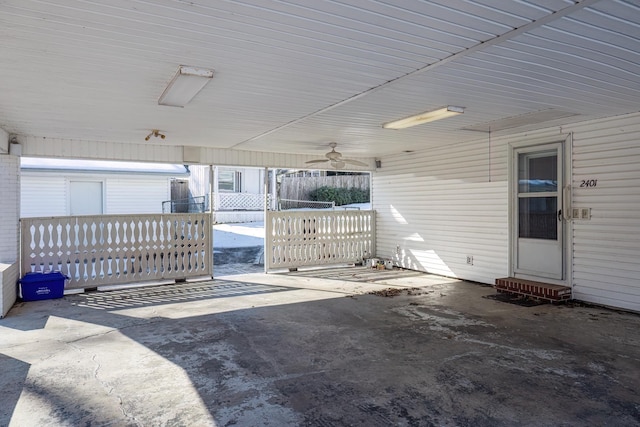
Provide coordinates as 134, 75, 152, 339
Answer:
1, 269, 639, 426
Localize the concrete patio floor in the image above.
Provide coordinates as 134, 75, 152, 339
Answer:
1, 267, 639, 426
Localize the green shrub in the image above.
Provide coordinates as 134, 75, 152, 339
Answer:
349, 187, 369, 203
309, 186, 369, 206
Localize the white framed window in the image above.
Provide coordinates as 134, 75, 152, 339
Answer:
218, 170, 242, 192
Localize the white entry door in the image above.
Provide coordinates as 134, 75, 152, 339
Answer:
70, 181, 103, 215
514, 143, 564, 280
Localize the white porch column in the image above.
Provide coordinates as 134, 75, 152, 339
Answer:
212, 166, 219, 211
270, 168, 277, 210
0, 130, 20, 317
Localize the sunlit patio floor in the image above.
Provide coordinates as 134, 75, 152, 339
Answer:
1, 267, 639, 426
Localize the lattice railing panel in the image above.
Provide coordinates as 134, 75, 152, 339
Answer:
21, 213, 212, 290
214, 193, 267, 211
265, 211, 375, 270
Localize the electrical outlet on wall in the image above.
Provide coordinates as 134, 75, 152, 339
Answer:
572, 208, 580, 219
466, 255, 473, 265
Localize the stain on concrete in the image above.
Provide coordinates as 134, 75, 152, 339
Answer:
1, 269, 639, 426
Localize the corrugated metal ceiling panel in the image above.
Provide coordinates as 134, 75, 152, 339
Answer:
0, 0, 637, 158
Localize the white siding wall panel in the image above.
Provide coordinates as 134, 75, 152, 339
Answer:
243, 168, 263, 194
21, 173, 171, 216
18, 136, 373, 171
567, 113, 640, 311
373, 113, 640, 312
106, 177, 170, 214
188, 165, 210, 199
20, 174, 67, 217
373, 139, 508, 285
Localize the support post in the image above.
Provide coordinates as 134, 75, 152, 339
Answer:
263, 167, 269, 273
0, 130, 21, 317
209, 164, 214, 279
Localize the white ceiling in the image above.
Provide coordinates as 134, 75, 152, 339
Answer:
0, 0, 638, 158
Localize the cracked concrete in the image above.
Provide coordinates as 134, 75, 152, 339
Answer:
1, 267, 639, 426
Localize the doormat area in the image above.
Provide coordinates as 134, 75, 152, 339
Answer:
483, 292, 548, 307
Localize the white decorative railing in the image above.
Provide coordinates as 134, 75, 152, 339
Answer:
214, 192, 267, 211
21, 213, 212, 290
265, 210, 375, 271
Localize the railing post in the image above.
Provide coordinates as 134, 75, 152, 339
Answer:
265, 211, 272, 272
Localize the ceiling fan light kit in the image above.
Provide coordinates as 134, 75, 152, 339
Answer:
383, 106, 465, 129
305, 142, 368, 169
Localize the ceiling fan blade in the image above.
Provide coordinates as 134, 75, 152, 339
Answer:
305, 159, 329, 164
342, 159, 368, 167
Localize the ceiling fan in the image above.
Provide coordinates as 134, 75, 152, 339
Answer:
305, 142, 367, 169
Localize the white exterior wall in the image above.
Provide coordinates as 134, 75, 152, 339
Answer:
373, 137, 509, 285
0, 152, 20, 317
189, 166, 265, 196
18, 136, 373, 171
105, 176, 170, 214
20, 173, 172, 217
188, 165, 210, 199
565, 114, 640, 312
242, 168, 263, 194
373, 112, 640, 312
188, 165, 265, 213
20, 175, 67, 217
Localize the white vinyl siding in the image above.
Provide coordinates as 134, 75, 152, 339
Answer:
21, 174, 171, 217
242, 168, 263, 194
188, 166, 210, 200
20, 175, 67, 217
566, 114, 640, 312
372, 112, 640, 312
18, 136, 372, 172
105, 177, 170, 214
372, 138, 509, 285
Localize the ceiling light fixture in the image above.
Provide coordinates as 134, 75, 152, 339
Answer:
145, 130, 166, 141
383, 106, 465, 129
158, 65, 214, 107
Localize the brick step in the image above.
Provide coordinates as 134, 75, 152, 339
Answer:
494, 277, 572, 303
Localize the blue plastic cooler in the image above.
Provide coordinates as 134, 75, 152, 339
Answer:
19, 271, 67, 301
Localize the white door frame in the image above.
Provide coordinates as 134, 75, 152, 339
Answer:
508, 134, 573, 285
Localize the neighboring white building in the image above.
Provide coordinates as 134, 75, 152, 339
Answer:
188, 165, 273, 223
20, 158, 189, 218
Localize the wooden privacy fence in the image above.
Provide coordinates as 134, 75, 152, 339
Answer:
280, 175, 370, 201
21, 213, 212, 290
266, 210, 375, 271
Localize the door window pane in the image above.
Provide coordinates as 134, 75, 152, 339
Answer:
519, 197, 557, 240
518, 152, 557, 193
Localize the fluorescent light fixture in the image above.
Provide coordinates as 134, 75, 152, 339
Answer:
158, 65, 214, 107
383, 106, 465, 129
